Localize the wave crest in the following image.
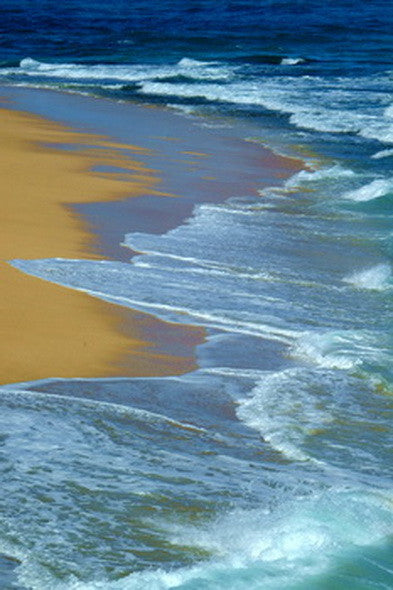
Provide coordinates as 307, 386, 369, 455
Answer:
342, 178, 393, 202
343, 263, 392, 290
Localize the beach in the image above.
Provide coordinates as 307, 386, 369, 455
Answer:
1, 2, 393, 585
1, 87, 296, 386
0, 101, 207, 384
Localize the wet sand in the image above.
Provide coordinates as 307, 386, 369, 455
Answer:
0, 105, 204, 384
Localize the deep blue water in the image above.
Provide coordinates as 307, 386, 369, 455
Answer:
1, 0, 392, 68
1, 1, 393, 589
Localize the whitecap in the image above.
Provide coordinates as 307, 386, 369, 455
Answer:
291, 329, 392, 372
19, 57, 40, 68
343, 263, 392, 290
342, 178, 393, 202
281, 57, 305, 66
236, 368, 335, 461
19, 491, 391, 590
284, 164, 356, 189
384, 104, 393, 118
371, 148, 393, 159
292, 332, 360, 370
1, 57, 234, 84
177, 57, 217, 67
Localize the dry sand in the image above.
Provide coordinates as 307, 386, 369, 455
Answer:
0, 105, 204, 384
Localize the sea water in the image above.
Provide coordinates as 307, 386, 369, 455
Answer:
0, 1, 393, 588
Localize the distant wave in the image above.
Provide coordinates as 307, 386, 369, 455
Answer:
0, 56, 235, 83
137, 73, 393, 143
280, 57, 306, 65
1, 57, 393, 146
231, 54, 310, 65
371, 148, 393, 159
232, 54, 287, 65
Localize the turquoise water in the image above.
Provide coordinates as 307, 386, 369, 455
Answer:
1, 1, 393, 588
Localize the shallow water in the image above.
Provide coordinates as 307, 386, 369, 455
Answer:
1, 1, 393, 588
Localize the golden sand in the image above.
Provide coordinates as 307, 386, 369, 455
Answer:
0, 105, 204, 384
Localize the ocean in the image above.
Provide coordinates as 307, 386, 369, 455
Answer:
1, 1, 393, 588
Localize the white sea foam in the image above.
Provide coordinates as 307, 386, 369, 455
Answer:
0, 386, 207, 433
136, 72, 393, 141
9, 257, 299, 344
342, 177, 393, 202
292, 332, 356, 370
361, 124, 393, 144
384, 104, 393, 119
166, 103, 197, 115
20, 57, 41, 69
129, 245, 274, 281
19, 491, 391, 590
281, 57, 305, 66
84, 290, 300, 343
3, 381, 392, 590
291, 329, 392, 372
289, 108, 374, 134
1, 57, 234, 83
371, 148, 393, 159
177, 57, 217, 68
236, 368, 335, 461
359, 102, 393, 144
343, 263, 392, 290
171, 491, 393, 564
284, 164, 356, 188
3, 59, 393, 145
133, 256, 273, 281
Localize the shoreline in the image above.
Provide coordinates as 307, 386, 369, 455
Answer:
0, 103, 205, 384
0, 87, 302, 386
